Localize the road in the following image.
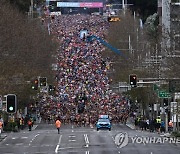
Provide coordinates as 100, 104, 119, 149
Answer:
0, 123, 179, 154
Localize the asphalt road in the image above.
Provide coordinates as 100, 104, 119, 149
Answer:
0, 123, 179, 154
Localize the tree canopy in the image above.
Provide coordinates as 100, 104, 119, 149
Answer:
0, 0, 57, 107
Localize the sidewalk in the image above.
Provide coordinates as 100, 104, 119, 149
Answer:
126, 118, 176, 139
126, 118, 135, 130
0, 124, 38, 142
0, 131, 8, 142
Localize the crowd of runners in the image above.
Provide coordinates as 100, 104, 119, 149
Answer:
38, 14, 130, 126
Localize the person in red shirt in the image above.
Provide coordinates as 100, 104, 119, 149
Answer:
28, 119, 32, 131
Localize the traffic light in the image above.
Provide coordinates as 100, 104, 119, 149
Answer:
129, 74, 137, 87
49, 85, 55, 92
163, 98, 168, 106
6, 94, 17, 113
39, 77, 47, 87
32, 79, 38, 90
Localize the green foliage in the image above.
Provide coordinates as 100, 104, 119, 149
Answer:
105, 11, 150, 84
144, 13, 159, 42
3, 122, 18, 132
0, 1, 58, 106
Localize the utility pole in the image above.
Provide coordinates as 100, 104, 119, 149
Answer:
122, 0, 125, 10
177, 99, 179, 131
31, 0, 34, 18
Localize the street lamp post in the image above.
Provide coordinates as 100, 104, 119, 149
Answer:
31, 0, 34, 18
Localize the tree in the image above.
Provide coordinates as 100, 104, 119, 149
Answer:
0, 1, 58, 108
103, 9, 161, 116
105, 10, 150, 83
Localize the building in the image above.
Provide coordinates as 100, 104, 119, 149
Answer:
158, 0, 180, 57
170, 1, 180, 57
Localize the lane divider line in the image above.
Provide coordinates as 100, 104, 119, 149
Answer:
55, 145, 59, 153
29, 133, 40, 146
85, 151, 90, 154
55, 135, 62, 153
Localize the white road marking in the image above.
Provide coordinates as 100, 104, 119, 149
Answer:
32, 125, 38, 130
69, 140, 76, 142
16, 143, 23, 146
72, 125, 74, 132
28, 133, 40, 146
55, 145, 59, 153
41, 144, 53, 147
59, 147, 81, 150
85, 151, 90, 154
84, 134, 89, 147
68, 135, 76, 142
21, 137, 28, 139
69, 135, 76, 138
34, 134, 40, 138
150, 152, 153, 154
55, 135, 62, 153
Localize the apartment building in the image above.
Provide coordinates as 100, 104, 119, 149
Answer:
158, 0, 180, 57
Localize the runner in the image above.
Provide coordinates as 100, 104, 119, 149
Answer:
55, 119, 61, 134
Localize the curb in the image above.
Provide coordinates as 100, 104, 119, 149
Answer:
32, 125, 38, 130
126, 123, 135, 130
0, 135, 7, 142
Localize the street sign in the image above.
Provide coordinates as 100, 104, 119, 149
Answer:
158, 91, 171, 98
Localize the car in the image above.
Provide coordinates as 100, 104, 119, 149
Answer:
96, 118, 111, 131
